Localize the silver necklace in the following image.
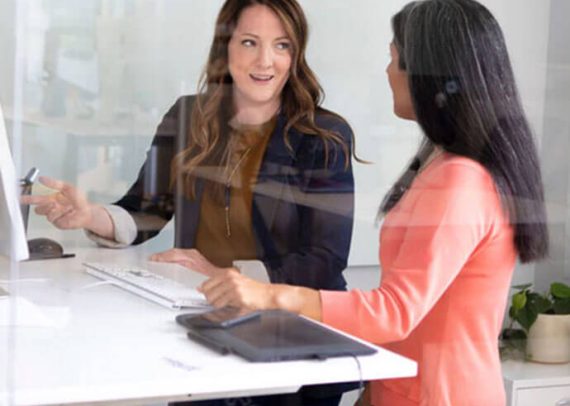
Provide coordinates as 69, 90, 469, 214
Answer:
224, 147, 253, 238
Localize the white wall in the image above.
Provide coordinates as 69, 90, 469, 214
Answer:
305, 0, 552, 266
535, 0, 570, 291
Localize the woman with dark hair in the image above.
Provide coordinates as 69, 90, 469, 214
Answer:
200, 0, 549, 404
24, 1, 355, 404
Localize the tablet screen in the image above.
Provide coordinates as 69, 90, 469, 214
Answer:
183, 309, 376, 362
229, 313, 352, 348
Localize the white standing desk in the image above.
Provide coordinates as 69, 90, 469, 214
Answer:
1, 244, 417, 405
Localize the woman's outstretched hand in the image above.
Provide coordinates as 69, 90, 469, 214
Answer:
21, 176, 93, 229
20, 176, 115, 238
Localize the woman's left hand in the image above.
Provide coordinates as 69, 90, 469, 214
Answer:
199, 269, 274, 310
149, 248, 223, 277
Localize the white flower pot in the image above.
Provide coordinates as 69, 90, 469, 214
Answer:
526, 314, 570, 363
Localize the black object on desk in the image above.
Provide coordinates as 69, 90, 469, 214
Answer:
177, 309, 377, 362
27, 237, 75, 260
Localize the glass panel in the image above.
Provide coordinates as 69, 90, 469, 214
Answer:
1, 0, 568, 404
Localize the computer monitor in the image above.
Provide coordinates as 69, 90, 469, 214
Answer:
0, 103, 29, 261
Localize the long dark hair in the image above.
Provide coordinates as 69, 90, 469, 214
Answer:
381, 0, 548, 263
172, 0, 351, 198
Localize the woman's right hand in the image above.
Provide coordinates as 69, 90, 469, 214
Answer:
20, 176, 114, 237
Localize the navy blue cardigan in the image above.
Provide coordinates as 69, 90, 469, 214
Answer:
114, 95, 354, 291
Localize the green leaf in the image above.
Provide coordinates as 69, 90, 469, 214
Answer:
551, 282, 570, 299
527, 292, 552, 314
553, 297, 570, 315
512, 291, 527, 311
515, 306, 538, 332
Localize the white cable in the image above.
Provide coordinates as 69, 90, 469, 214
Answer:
350, 353, 365, 406
74, 280, 122, 291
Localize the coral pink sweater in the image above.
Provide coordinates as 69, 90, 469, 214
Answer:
321, 153, 516, 406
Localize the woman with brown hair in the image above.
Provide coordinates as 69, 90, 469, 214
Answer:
24, 0, 356, 404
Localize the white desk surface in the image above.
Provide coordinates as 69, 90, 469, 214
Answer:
1, 243, 417, 406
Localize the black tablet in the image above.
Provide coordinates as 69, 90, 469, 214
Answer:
177, 309, 376, 362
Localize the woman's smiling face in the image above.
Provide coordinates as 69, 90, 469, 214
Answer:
228, 4, 292, 114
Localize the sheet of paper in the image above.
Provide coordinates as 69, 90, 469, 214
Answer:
0, 296, 56, 328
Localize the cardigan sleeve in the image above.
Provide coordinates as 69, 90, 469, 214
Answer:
321, 161, 500, 343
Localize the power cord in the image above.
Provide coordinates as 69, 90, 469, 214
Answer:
349, 353, 364, 406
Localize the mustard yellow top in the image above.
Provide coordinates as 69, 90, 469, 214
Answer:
195, 118, 276, 267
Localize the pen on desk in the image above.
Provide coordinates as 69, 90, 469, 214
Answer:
163, 356, 199, 372
61, 253, 76, 259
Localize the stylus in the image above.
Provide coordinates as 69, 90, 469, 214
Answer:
23, 167, 39, 185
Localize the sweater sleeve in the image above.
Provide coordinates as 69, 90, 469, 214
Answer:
84, 204, 137, 247
321, 162, 498, 343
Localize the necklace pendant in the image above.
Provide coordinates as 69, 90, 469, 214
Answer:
225, 206, 231, 238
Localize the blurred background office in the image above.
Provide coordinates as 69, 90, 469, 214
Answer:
0, 0, 568, 296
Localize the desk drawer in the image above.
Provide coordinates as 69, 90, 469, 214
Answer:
516, 385, 570, 406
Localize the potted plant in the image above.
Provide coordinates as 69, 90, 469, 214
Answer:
505, 282, 570, 363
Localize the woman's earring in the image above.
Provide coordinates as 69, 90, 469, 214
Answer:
435, 92, 447, 108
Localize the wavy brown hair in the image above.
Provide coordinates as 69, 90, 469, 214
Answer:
172, 0, 351, 198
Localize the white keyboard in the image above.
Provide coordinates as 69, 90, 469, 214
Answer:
83, 262, 211, 310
